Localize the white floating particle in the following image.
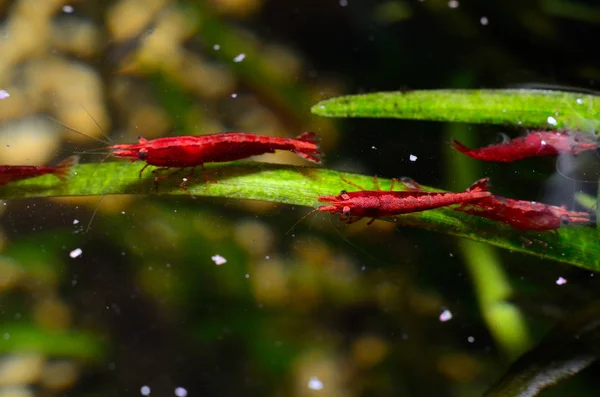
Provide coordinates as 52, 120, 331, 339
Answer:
69, 248, 83, 258
212, 254, 227, 265
233, 53, 246, 62
140, 386, 151, 396
409, 154, 417, 162
231, 93, 238, 98
174, 387, 187, 397
467, 336, 475, 343
339, 0, 348, 6
245, 274, 250, 278
480, 16, 488, 25
3, 333, 9, 340
547, 116, 558, 126
62, 5, 74, 13
576, 98, 583, 105
556, 276, 567, 285
0, 90, 10, 99
448, 0, 459, 8
73, 219, 79, 225
265, 255, 270, 260
308, 376, 323, 391
439, 309, 453, 322
371, 146, 377, 150
213, 44, 220, 50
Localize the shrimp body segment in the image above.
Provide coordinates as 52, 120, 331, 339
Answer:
451, 131, 598, 162
109, 132, 322, 171
0, 156, 79, 186
455, 195, 591, 231
318, 177, 492, 224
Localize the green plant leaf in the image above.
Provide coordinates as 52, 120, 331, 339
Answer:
0, 161, 598, 271
0, 323, 106, 360
483, 301, 600, 397
445, 123, 532, 360
311, 89, 600, 130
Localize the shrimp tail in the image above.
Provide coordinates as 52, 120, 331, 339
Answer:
450, 139, 474, 155
293, 132, 322, 164
399, 177, 422, 190
467, 177, 490, 193
53, 155, 80, 182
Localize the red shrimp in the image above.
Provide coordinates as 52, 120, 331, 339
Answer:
454, 180, 591, 232
451, 131, 598, 162
108, 132, 321, 190
0, 156, 79, 186
317, 176, 492, 225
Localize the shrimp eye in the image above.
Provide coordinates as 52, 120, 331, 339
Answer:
138, 150, 148, 159
340, 189, 348, 195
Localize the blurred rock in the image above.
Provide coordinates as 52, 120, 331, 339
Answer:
234, 219, 275, 257
0, 354, 44, 386
50, 18, 103, 57
0, 386, 35, 397
33, 297, 72, 331
352, 335, 389, 368
107, 0, 168, 42
0, 118, 60, 165
293, 350, 348, 397
210, 0, 263, 18
251, 257, 288, 305
40, 360, 79, 391
436, 353, 480, 382
0, 258, 23, 292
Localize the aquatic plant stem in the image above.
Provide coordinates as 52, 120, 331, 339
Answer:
0, 161, 598, 271
445, 122, 531, 360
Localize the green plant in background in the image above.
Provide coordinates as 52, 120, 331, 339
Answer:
2, 88, 599, 396
2, 0, 600, 396
2, 89, 598, 270
312, 88, 600, 396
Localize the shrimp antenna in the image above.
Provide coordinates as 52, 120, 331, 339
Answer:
554, 154, 600, 183
286, 206, 321, 235
85, 194, 106, 233
508, 83, 600, 96
326, 216, 393, 267
73, 150, 111, 155
79, 104, 114, 143
51, 117, 112, 146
